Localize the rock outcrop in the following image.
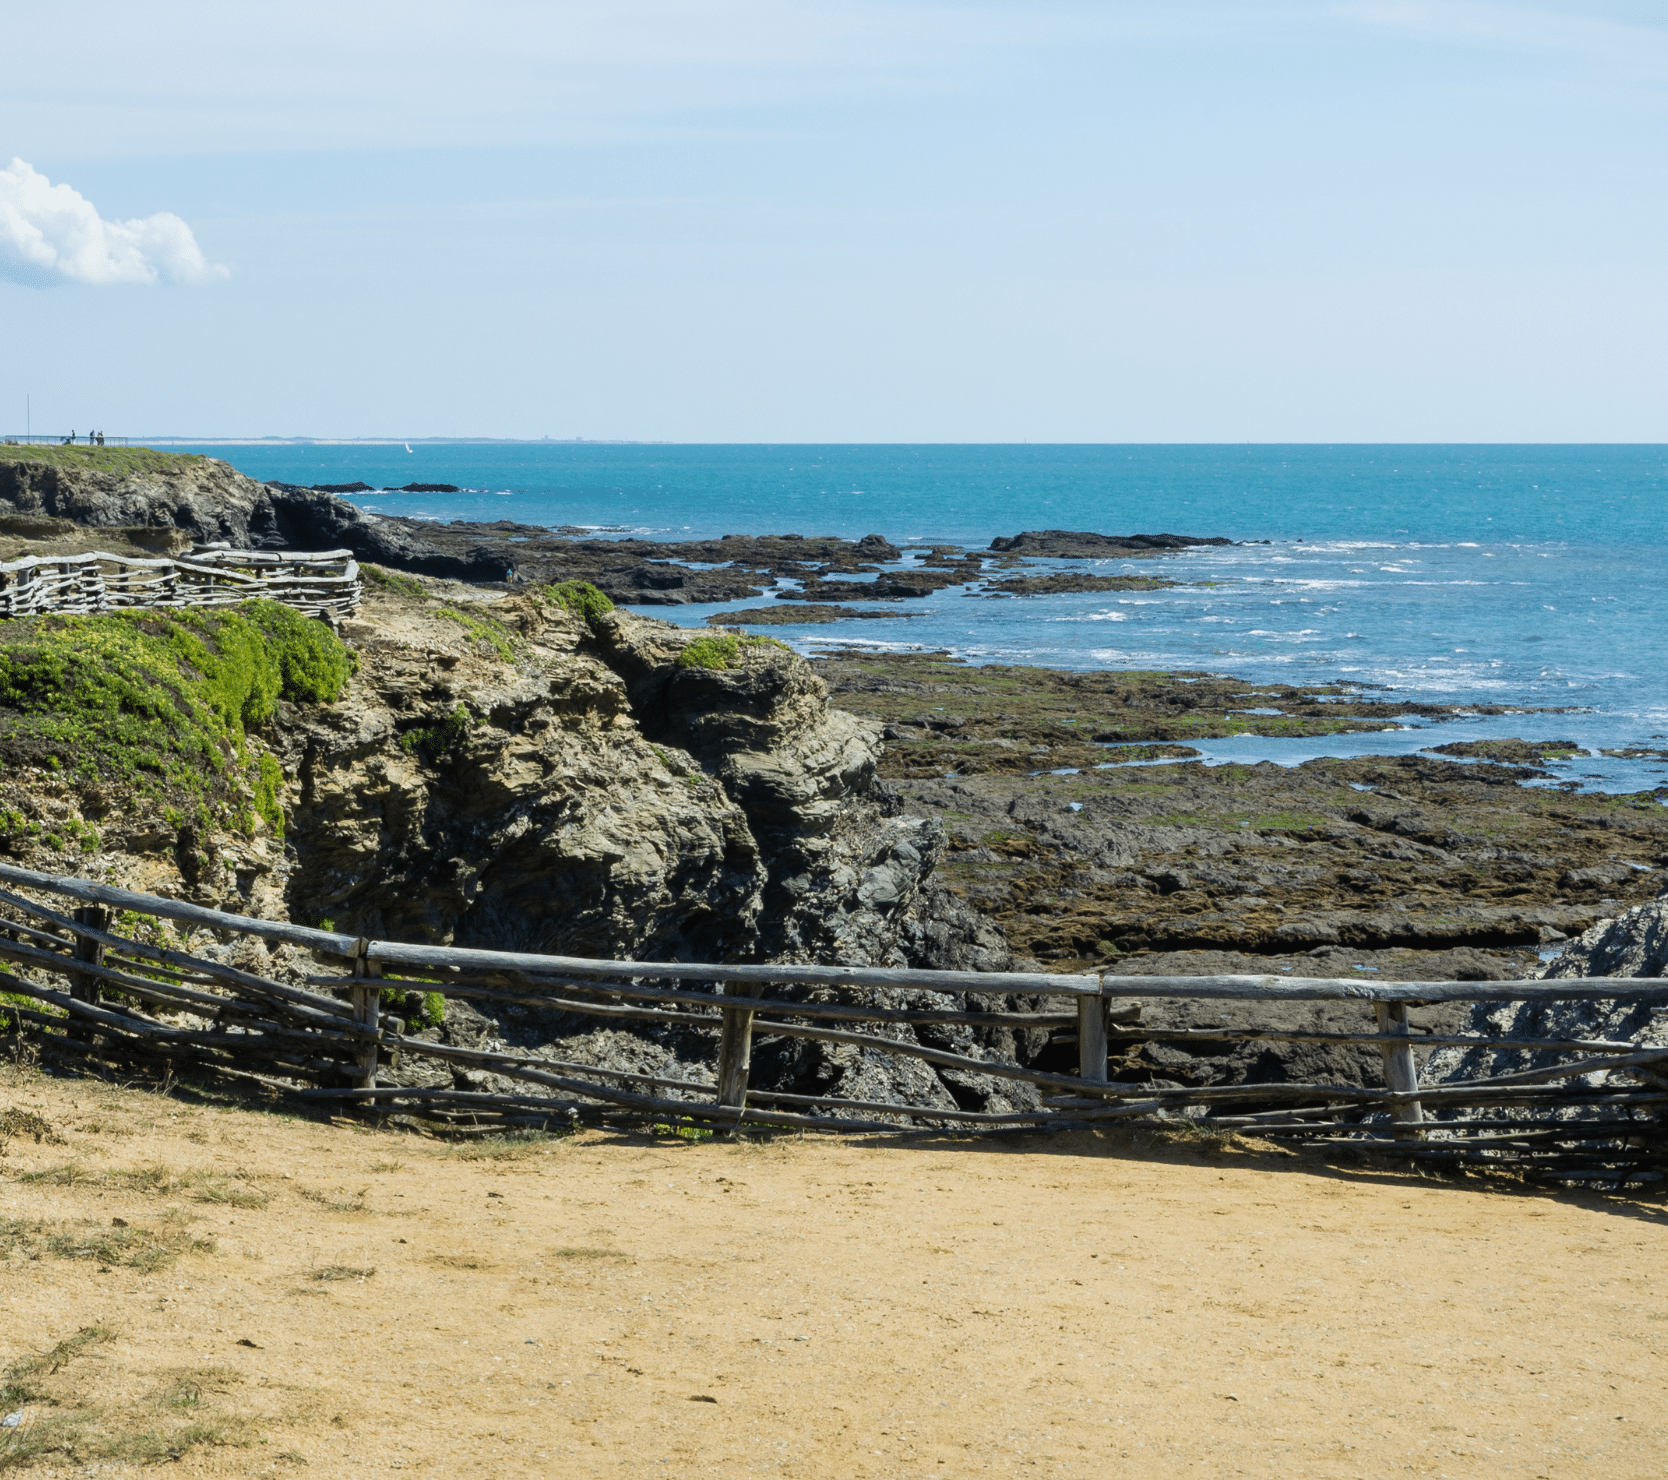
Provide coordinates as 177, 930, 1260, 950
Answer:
265, 583, 1025, 1110
0, 455, 509, 581
988, 531, 1235, 557
1422, 890, 1668, 1092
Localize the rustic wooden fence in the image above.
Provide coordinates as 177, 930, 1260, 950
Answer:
0, 548, 361, 622
0, 863, 1663, 1183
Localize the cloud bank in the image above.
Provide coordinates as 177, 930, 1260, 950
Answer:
0, 158, 227, 287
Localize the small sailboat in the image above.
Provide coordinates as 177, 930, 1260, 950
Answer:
404, 443, 412, 453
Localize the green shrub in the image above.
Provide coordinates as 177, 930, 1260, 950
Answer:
675, 633, 792, 671
540, 581, 614, 625
0, 602, 351, 838
378, 987, 446, 1029
240, 599, 355, 704
676, 635, 740, 670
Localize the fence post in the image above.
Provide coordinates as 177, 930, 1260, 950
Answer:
717, 983, 763, 1109
350, 937, 382, 1093
1375, 1001, 1425, 1140
67, 906, 110, 1041
1078, 986, 1109, 1084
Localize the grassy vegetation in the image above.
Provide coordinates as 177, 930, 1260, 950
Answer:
437, 604, 518, 661
0, 1211, 215, 1274
1, 1329, 260, 1470
16, 1162, 268, 1209
0, 443, 207, 476
677, 633, 791, 670
0, 600, 352, 841
538, 579, 614, 624
361, 563, 428, 600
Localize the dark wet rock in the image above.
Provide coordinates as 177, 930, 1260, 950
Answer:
307, 481, 374, 494
396, 483, 461, 493
1427, 738, 1583, 764
988, 530, 1235, 557
982, 572, 1181, 597
706, 604, 916, 625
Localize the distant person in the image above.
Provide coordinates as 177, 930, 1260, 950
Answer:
65, 430, 74, 445
96, 431, 105, 446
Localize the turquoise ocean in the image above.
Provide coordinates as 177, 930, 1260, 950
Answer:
168, 444, 1668, 799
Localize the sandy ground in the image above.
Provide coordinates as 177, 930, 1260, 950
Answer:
1, 1066, 1664, 1479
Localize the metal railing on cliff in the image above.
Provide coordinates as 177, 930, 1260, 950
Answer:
0, 863, 1662, 1182
0, 548, 361, 623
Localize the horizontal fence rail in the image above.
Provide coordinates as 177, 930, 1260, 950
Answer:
0, 862, 1662, 1182
0, 548, 361, 622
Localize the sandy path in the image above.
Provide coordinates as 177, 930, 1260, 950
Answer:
1, 1070, 1664, 1478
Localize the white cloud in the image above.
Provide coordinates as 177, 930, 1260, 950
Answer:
0, 158, 227, 287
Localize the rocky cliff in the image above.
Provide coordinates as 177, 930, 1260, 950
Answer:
0, 563, 1020, 1113
0, 451, 509, 581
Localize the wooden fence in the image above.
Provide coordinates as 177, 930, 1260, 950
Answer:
0, 548, 361, 622
0, 862, 1663, 1183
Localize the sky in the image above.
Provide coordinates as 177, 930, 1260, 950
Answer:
1, 0, 1664, 442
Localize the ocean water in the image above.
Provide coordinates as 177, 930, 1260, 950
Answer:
169, 443, 1668, 796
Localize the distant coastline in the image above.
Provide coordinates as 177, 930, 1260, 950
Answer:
138, 436, 665, 447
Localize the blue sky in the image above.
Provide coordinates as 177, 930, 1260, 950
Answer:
1, 1, 1664, 441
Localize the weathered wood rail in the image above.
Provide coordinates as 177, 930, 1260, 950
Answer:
0, 863, 1662, 1182
0, 547, 361, 622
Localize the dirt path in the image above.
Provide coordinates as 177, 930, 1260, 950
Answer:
2, 1070, 1664, 1478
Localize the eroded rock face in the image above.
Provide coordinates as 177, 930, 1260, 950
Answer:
266, 590, 1028, 1111
275, 601, 768, 961
1422, 890, 1668, 1092
1536, 897, 1668, 981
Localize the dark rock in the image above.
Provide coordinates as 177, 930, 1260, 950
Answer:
983, 572, 1181, 597
706, 604, 915, 626
396, 483, 461, 493
308, 482, 374, 494
988, 530, 1235, 557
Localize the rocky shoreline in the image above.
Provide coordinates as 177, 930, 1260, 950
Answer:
0, 452, 1246, 607
3, 446, 1665, 1110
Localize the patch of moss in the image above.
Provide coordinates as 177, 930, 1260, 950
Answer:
437, 604, 518, 662
400, 703, 477, 765
676, 633, 792, 671
379, 986, 446, 1029
0, 600, 350, 840
539, 580, 614, 624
